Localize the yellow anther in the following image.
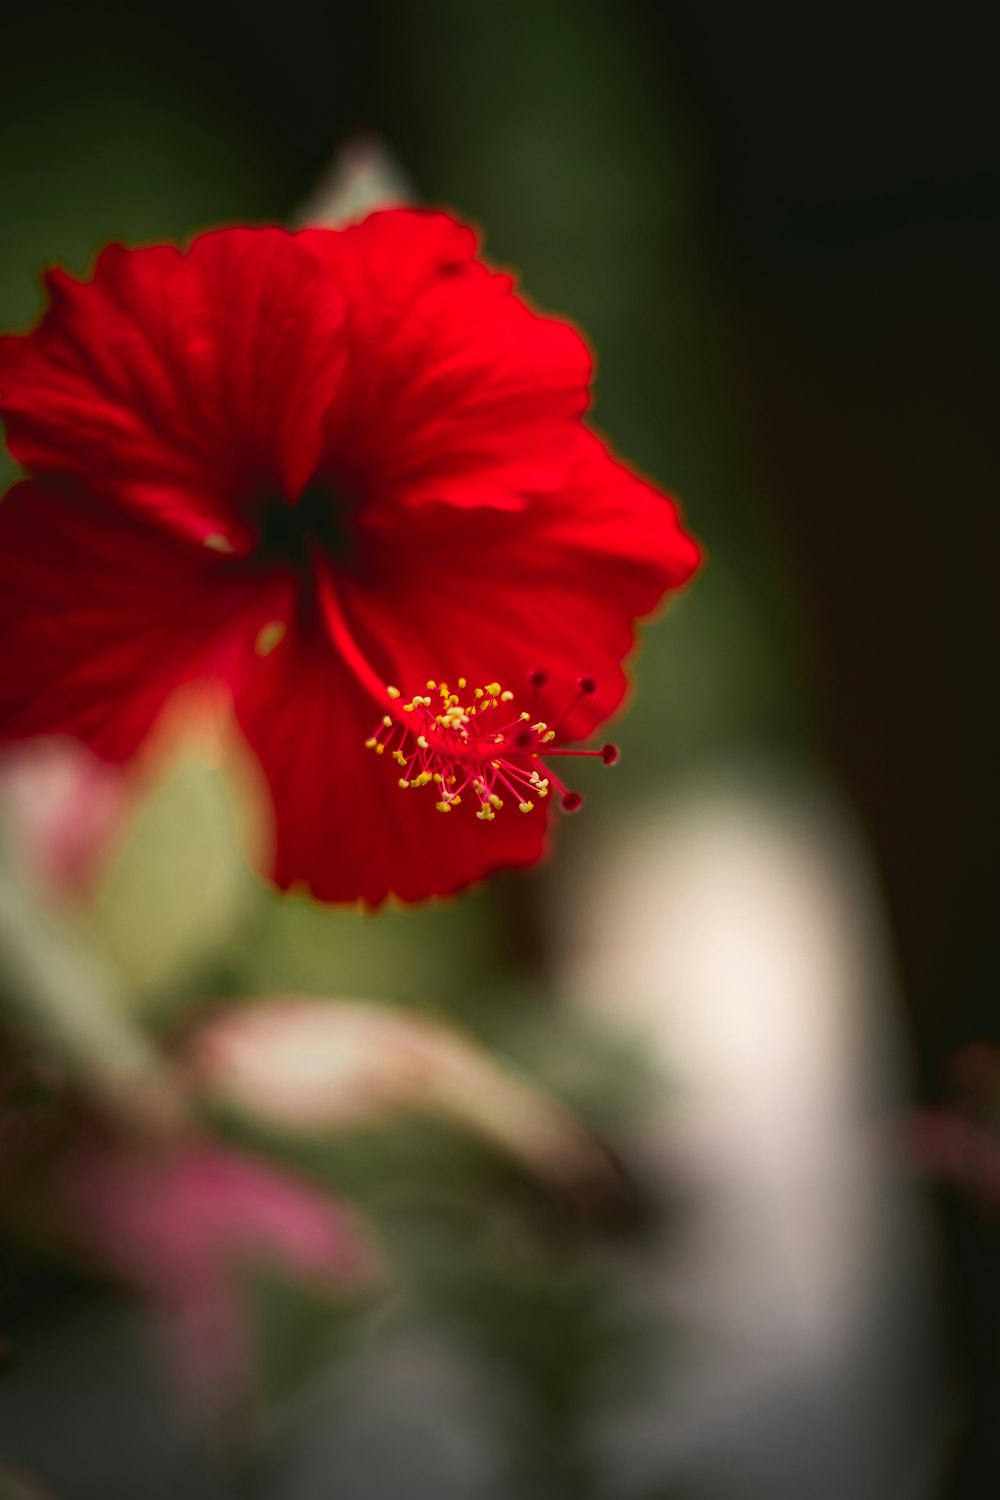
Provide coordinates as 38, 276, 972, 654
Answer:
518, 800, 534, 814
433, 773, 443, 782
475, 688, 484, 698
414, 772, 432, 787
426, 679, 436, 689
531, 721, 547, 733
417, 734, 429, 749
375, 744, 385, 755
489, 794, 503, 810
387, 685, 401, 699
403, 703, 415, 712
520, 712, 531, 721
458, 677, 467, 688
382, 715, 393, 727
435, 801, 451, 813
393, 750, 407, 765
485, 682, 501, 697
543, 730, 556, 742
476, 807, 495, 821
500, 690, 514, 702
398, 778, 410, 789
365, 737, 378, 749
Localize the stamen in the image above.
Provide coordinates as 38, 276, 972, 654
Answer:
365, 675, 616, 828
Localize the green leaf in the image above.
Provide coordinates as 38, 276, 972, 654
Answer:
86, 709, 271, 1018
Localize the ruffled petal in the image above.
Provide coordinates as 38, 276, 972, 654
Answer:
299, 210, 592, 512
0, 480, 293, 759
232, 598, 547, 905
532, 431, 703, 605
338, 431, 700, 742
0, 231, 347, 547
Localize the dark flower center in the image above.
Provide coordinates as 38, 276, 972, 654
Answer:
255, 483, 359, 571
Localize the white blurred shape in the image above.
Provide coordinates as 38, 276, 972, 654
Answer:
556, 769, 935, 1498
297, 136, 412, 228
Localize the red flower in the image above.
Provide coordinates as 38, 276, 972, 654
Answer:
0, 210, 699, 903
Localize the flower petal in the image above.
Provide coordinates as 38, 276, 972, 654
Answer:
337, 431, 700, 742
232, 608, 547, 905
0, 480, 292, 759
300, 210, 592, 511
0, 231, 347, 546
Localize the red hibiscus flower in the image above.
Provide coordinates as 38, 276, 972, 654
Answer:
0, 209, 699, 904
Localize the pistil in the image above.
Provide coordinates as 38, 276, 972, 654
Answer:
366, 674, 617, 822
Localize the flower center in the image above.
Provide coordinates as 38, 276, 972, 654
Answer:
255, 483, 359, 571
366, 675, 618, 821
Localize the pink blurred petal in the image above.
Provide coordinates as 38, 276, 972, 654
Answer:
61, 1135, 378, 1411
0, 737, 123, 899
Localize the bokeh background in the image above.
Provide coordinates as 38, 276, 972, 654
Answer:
1, 3, 997, 1498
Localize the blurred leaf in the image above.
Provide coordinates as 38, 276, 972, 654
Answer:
251, 1263, 374, 1418
439, 1254, 647, 1498
0, 843, 179, 1132
86, 698, 272, 1017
